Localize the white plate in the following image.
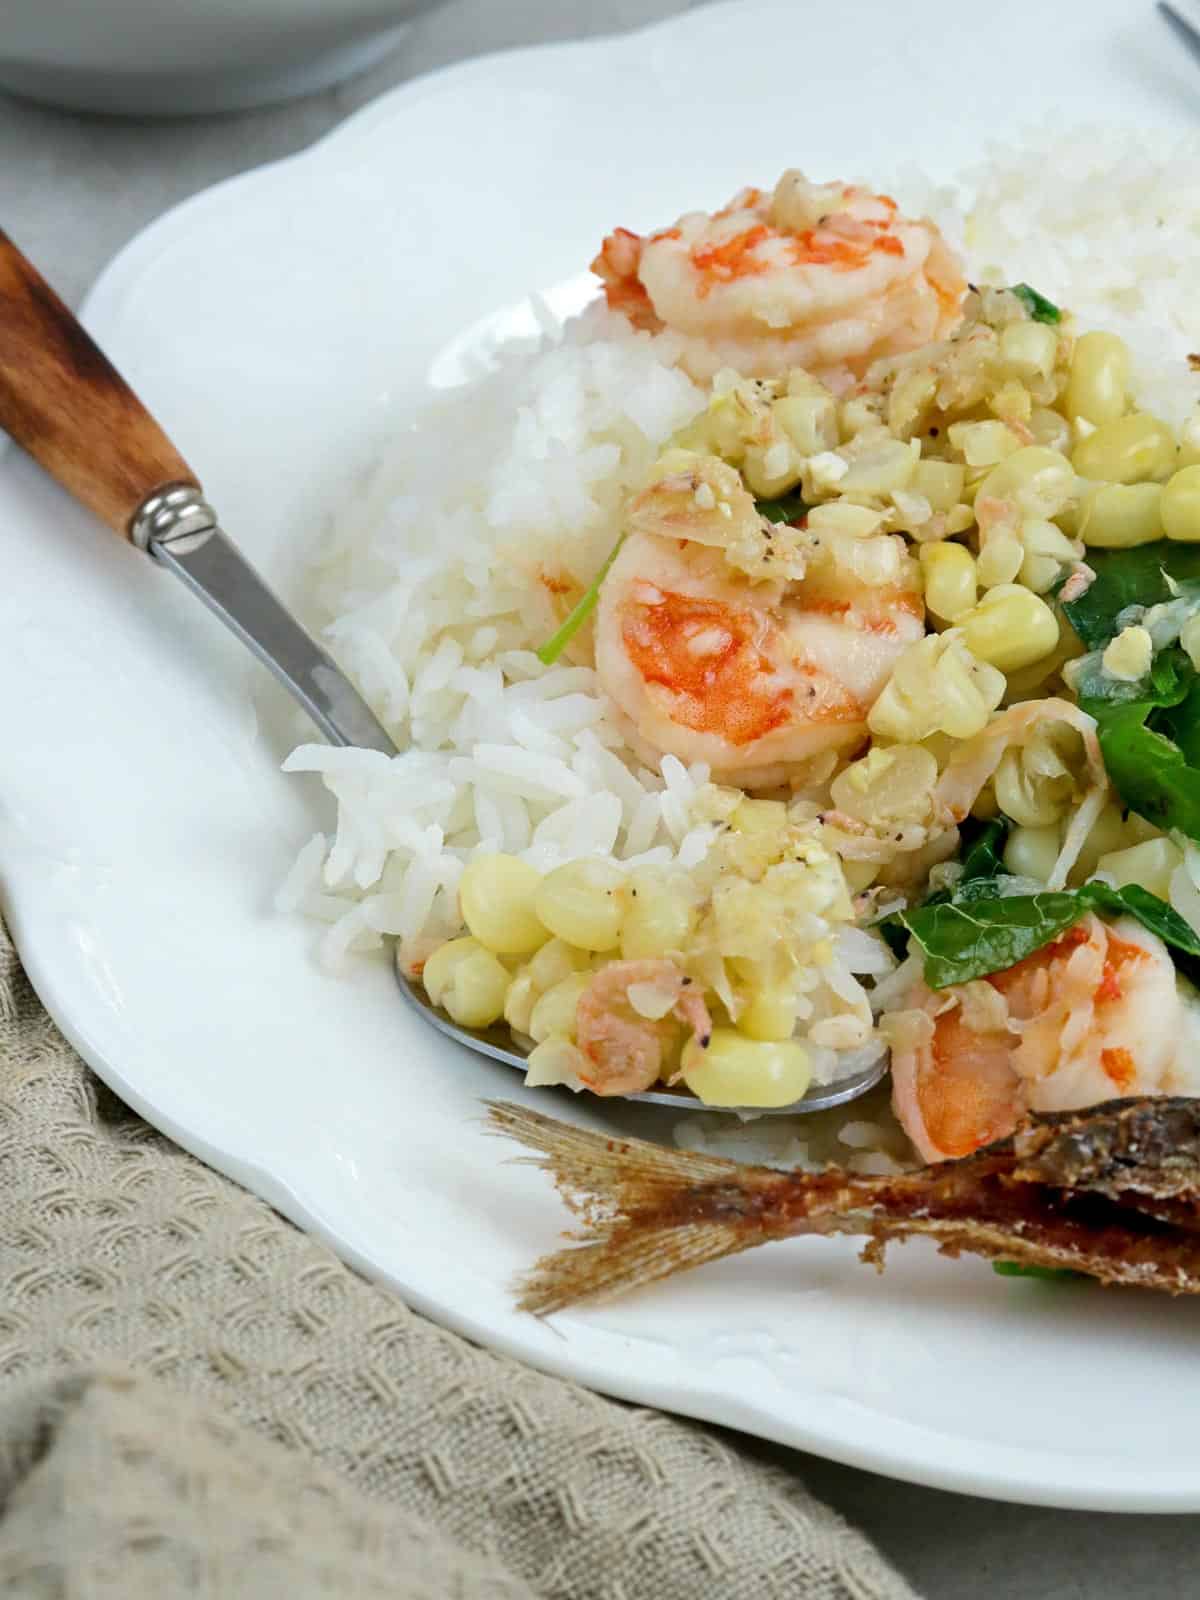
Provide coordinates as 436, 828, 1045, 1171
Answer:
4, 0, 1200, 1513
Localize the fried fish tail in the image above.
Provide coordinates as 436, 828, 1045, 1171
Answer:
487, 1099, 1200, 1312
485, 1100, 804, 1313
485, 1100, 982, 1312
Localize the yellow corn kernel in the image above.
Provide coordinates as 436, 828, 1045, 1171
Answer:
944, 503, 977, 536
830, 744, 939, 825
976, 531, 1025, 589
999, 320, 1059, 382
911, 459, 965, 512
1161, 464, 1200, 542
621, 867, 698, 960
839, 395, 883, 438
868, 632, 1005, 742
994, 754, 1067, 830
739, 990, 799, 1042
680, 1029, 812, 1108
1072, 412, 1177, 484
971, 783, 999, 822
947, 419, 1023, 468
1177, 413, 1200, 472
975, 447, 1076, 519
421, 937, 509, 1029
841, 859, 879, 893
838, 437, 918, 496
1123, 812, 1167, 848
1019, 517, 1078, 593
458, 853, 547, 955
1097, 837, 1184, 900
534, 859, 626, 951
988, 379, 1033, 426
523, 1036, 587, 1089
1027, 407, 1073, 454
732, 798, 789, 835
887, 367, 938, 438
528, 971, 592, 1044
503, 970, 538, 1035
528, 937, 589, 992
773, 392, 838, 457
1077, 482, 1163, 548
918, 541, 977, 622
1003, 823, 1062, 884
1064, 331, 1130, 427
956, 585, 1060, 673
804, 501, 885, 539
421, 937, 475, 1009
1102, 624, 1153, 682
1070, 802, 1127, 884
742, 440, 803, 498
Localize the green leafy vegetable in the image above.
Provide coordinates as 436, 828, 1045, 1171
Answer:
1059, 542, 1200, 649
957, 817, 1011, 884
1092, 881, 1200, 958
1073, 643, 1200, 843
1089, 700, 1200, 842
1055, 543, 1200, 840
536, 533, 626, 666
1010, 283, 1062, 324
992, 1261, 1085, 1282
1070, 642, 1193, 711
892, 878, 1200, 990
896, 891, 1082, 988
755, 489, 810, 525
876, 819, 1010, 961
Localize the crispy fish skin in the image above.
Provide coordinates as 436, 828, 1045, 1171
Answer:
1011, 1097, 1200, 1201
487, 1097, 1200, 1314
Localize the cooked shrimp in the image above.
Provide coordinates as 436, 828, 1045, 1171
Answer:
592, 172, 966, 384
595, 526, 924, 787
575, 959, 713, 1096
890, 914, 1200, 1163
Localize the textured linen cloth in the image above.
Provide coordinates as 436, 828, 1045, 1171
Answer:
0, 920, 917, 1599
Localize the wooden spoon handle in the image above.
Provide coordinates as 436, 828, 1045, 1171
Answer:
0, 228, 199, 541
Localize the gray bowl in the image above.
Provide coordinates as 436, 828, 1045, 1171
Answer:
0, 0, 442, 116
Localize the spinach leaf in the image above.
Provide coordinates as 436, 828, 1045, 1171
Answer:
876, 818, 1009, 958
1010, 283, 1062, 324
1074, 647, 1200, 843
1084, 881, 1200, 959
896, 891, 1089, 988
1089, 701, 1200, 842
755, 488, 810, 525
1060, 542, 1200, 649
1164, 675, 1200, 768
958, 817, 1010, 884
1071, 643, 1193, 710
1058, 542, 1200, 839
894, 878, 1200, 989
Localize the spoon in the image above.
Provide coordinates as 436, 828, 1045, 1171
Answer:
0, 229, 887, 1117
393, 959, 887, 1114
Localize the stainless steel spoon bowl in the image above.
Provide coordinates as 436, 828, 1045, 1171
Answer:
0, 227, 887, 1120
395, 960, 888, 1115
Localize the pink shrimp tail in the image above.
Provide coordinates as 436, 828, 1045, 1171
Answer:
674, 982, 713, 1046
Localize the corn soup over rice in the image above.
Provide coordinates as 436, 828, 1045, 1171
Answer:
281, 151, 1200, 1165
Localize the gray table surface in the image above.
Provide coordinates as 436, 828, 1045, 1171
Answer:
2, 1, 1195, 1593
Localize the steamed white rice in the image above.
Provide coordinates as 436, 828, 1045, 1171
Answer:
278, 127, 1200, 1078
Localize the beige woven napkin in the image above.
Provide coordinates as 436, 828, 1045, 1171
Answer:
0, 920, 918, 1599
